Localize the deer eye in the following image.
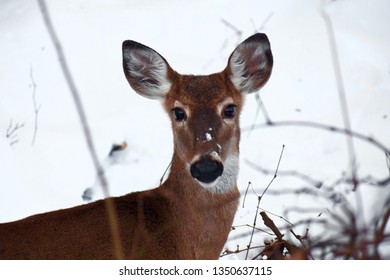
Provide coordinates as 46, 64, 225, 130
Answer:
172, 107, 187, 121
223, 104, 236, 118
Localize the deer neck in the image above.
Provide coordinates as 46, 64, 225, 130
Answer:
158, 152, 239, 258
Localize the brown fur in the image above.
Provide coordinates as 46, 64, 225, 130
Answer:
0, 166, 239, 259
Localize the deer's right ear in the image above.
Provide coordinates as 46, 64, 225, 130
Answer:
227, 33, 273, 94
122, 41, 172, 100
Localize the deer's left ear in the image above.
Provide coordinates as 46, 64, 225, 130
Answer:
226, 33, 273, 94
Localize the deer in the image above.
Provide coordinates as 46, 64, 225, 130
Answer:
0, 33, 273, 259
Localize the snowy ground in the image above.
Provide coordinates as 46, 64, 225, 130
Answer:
1, 0, 389, 259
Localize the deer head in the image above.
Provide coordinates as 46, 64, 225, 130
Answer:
122, 33, 273, 193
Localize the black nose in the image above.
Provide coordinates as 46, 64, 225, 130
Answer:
190, 156, 224, 183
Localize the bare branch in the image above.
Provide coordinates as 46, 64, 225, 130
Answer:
243, 120, 390, 155
6, 119, 25, 146
251, 12, 274, 32
246, 158, 323, 188
244, 145, 285, 260
321, 4, 358, 190
159, 159, 172, 187
37, 0, 124, 260
246, 93, 271, 137
30, 64, 41, 145
221, 18, 242, 44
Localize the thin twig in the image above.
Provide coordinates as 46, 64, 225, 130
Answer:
320, 4, 358, 190
290, 229, 315, 260
251, 12, 274, 32
259, 208, 294, 227
37, 0, 124, 259
221, 18, 242, 44
242, 181, 255, 208
246, 158, 323, 188
30, 64, 41, 145
220, 244, 265, 258
159, 159, 172, 186
6, 119, 25, 146
245, 196, 262, 260
243, 120, 390, 155
247, 92, 271, 137
232, 224, 273, 235
375, 207, 390, 247
245, 145, 285, 259
259, 144, 285, 199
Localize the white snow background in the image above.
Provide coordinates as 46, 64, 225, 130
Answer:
0, 0, 389, 259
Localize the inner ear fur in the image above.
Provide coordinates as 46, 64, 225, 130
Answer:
122, 40, 173, 100
226, 33, 273, 94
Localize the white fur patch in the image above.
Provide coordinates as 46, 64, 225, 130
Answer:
197, 155, 239, 194
230, 51, 251, 93
229, 45, 267, 94
124, 49, 171, 99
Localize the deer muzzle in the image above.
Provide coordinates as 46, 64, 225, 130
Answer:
190, 156, 224, 184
